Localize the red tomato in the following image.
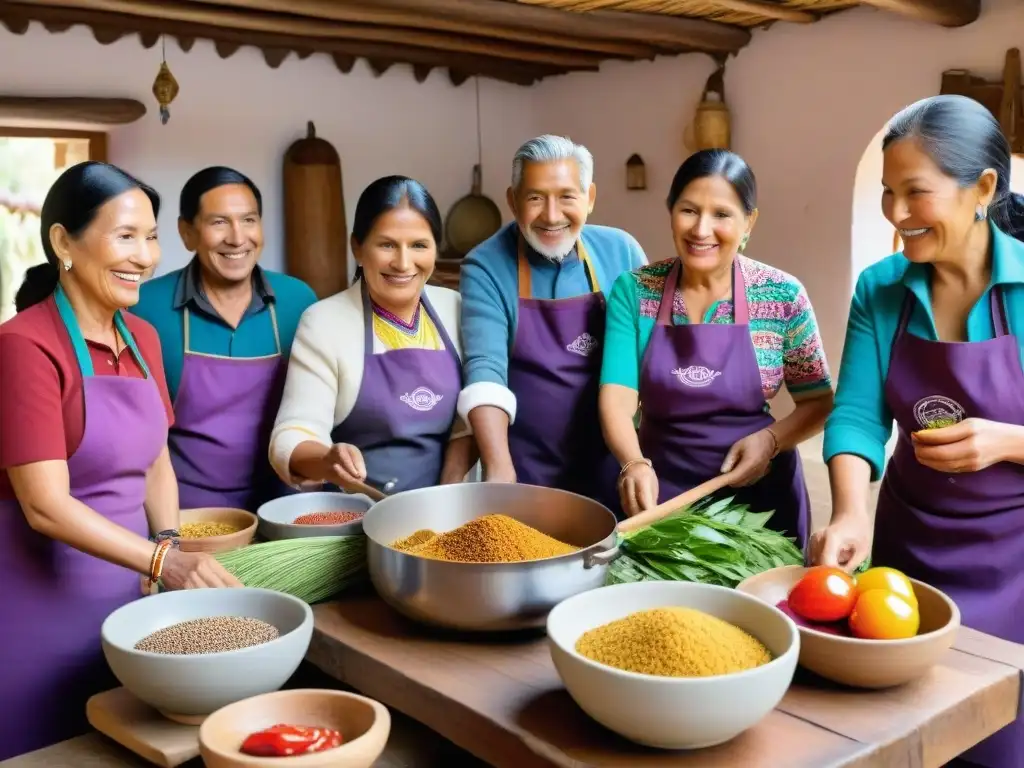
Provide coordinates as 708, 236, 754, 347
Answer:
787, 566, 858, 622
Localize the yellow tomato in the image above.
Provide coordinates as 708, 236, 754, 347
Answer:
848, 589, 920, 640
856, 567, 918, 608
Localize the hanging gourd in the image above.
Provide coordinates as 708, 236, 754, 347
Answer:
687, 65, 731, 152
282, 121, 348, 299
151, 38, 179, 125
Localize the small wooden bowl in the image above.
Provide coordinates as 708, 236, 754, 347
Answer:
199, 689, 391, 768
737, 565, 960, 689
178, 508, 258, 554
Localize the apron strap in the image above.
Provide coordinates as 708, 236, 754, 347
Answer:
55, 284, 150, 378
732, 257, 749, 326
895, 290, 915, 342
990, 285, 1010, 338
656, 260, 681, 327
656, 257, 748, 326
517, 235, 599, 300
183, 303, 281, 355
360, 279, 375, 352
420, 290, 462, 365
898, 285, 1009, 344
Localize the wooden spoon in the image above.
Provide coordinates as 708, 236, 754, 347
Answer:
339, 477, 397, 502
616, 467, 747, 533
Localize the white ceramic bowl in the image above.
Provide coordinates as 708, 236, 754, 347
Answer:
547, 581, 799, 749
257, 491, 374, 541
101, 588, 313, 722
200, 689, 391, 768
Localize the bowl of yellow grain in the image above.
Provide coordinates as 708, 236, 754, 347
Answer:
179, 508, 258, 554
546, 581, 799, 750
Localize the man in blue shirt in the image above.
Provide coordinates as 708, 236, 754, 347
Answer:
457, 135, 647, 513
131, 167, 316, 511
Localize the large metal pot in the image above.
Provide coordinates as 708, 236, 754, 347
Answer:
361, 483, 619, 631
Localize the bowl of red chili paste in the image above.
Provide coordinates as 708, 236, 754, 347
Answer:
199, 688, 390, 767
257, 492, 374, 541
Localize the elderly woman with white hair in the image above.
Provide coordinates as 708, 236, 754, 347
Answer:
457, 134, 648, 515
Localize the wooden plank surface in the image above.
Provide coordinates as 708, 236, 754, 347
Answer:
0, 662, 484, 768
308, 595, 1022, 768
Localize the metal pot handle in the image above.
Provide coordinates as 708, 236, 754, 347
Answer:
582, 543, 621, 569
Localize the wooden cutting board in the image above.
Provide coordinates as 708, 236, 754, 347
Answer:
85, 689, 199, 768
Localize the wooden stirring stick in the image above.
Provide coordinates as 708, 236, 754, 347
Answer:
616, 467, 748, 533
340, 478, 395, 502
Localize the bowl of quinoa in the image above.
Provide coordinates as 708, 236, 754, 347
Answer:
101, 587, 313, 722
257, 492, 374, 541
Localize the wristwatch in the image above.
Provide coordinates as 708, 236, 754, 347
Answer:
151, 529, 181, 547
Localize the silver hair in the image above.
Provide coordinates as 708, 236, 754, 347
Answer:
511, 134, 594, 191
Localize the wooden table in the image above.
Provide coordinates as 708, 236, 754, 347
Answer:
0, 662, 483, 768
308, 596, 1024, 768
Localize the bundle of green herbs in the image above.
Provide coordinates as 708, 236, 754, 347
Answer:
607, 495, 804, 588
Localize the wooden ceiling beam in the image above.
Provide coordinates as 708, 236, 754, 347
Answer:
0, 95, 146, 124
363, 0, 750, 53
180, 0, 748, 54
855, 0, 979, 27
692, 0, 817, 23
4, 0, 615, 68
180, 0, 667, 58
0, 4, 567, 85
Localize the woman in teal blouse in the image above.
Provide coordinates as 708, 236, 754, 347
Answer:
811, 95, 1024, 768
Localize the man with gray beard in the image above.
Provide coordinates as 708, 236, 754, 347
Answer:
457, 134, 647, 515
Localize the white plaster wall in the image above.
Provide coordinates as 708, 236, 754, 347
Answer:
0, 24, 536, 276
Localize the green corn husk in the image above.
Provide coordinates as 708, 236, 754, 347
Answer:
215, 536, 367, 604
606, 495, 803, 588
607, 495, 873, 587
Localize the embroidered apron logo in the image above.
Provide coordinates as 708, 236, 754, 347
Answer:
672, 366, 722, 388
912, 395, 965, 430
401, 387, 443, 412
566, 332, 598, 357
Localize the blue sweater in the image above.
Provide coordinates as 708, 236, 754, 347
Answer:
130, 265, 317, 401
457, 222, 647, 421
823, 223, 1024, 480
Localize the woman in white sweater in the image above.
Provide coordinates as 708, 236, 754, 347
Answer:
269, 176, 475, 493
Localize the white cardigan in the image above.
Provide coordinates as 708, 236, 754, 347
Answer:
269, 283, 469, 486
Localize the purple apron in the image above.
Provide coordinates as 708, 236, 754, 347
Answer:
169, 305, 290, 511
637, 258, 811, 548
0, 287, 167, 760
329, 282, 462, 492
874, 288, 1024, 768
506, 237, 621, 514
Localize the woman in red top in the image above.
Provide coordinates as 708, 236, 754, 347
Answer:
0, 162, 240, 760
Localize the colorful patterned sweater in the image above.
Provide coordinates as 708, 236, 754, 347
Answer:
600, 255, 833, 402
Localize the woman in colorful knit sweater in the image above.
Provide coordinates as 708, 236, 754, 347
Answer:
599, 149, 834, 549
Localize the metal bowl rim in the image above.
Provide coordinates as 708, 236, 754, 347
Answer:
362, 483, 619, 567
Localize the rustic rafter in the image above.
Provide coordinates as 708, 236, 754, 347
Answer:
182, 0, 667, 58
855, 0, 979, 27
0, 0, 984, 87
0, 95, 146, 124
0, 4, 573, 85
5, 0, 624, 68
